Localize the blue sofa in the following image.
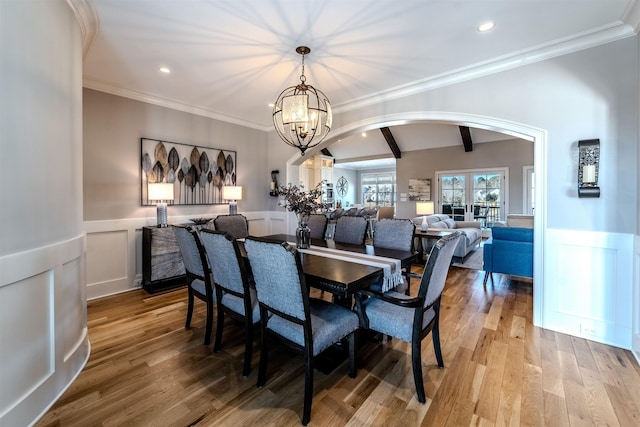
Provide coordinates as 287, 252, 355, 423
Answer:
482, 226, 533, 285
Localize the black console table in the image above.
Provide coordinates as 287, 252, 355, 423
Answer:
142, 226, 186, 293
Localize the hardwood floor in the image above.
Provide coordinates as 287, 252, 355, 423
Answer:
37, 266, 640, 426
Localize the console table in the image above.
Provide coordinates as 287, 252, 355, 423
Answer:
142, 226, 186, 293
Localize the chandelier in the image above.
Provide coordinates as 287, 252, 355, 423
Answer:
272, 46, 332, 156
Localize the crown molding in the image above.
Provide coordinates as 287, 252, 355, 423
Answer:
623, 0, 640, 32
65, 0, 99, 59
83, 78, 271, 131
334, 22, 636, 115
81, 16, 636, 133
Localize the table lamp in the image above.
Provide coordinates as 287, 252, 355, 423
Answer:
222, 186, 242, 215
416, 201, 435, 231
148, 182, 174, 227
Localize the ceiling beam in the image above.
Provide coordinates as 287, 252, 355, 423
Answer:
320, 148, 333, 157
459, 126, 473, 152
380, 127, 401, 159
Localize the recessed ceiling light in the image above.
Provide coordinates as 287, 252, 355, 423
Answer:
478, 21, 495, 32
268, 103, 274, 108
361, 132, 367, 137
159, 67, 171, 74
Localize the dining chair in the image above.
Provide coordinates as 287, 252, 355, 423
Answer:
355, 231, 462, 404
376, 206, 394, 220
244, 237, 359, 426
173, 225, 216, 345
372, 218, 416, 293
213, 214, 249, 239
333, 216, 367, 245
307, 214, 328, 239
198, 229, 259, 376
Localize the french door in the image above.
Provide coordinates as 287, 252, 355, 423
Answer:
437, 168, 507, 224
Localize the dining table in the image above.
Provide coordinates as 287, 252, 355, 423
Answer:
240, 234, 417, 306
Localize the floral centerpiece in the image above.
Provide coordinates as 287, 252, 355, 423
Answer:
277, 181, 328, 248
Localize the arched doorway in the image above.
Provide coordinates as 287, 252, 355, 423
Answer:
285, 112, 546, 326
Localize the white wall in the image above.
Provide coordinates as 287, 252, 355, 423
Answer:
0, 1, 89, 425
268, 36, 640, 350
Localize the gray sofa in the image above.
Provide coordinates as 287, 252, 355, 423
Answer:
412, 214, 482, 261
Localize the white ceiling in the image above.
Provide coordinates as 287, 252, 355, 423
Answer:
83, 0, 639, 167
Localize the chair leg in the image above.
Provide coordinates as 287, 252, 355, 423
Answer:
411, 338, 426, 403
203, 299, 213, 346
213, 306, 225, 352
257, 328, 268, 388
432, 323, 444, 368
301, 348, 314, 426
348, 331, 357, 378
185, 289, 194, 329
242, 321, 253, 377
483, 272, 494, 287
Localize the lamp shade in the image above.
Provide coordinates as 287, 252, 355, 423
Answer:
148, 183, 174, 201
222, 186, 242, 201
416, 201, 434, 216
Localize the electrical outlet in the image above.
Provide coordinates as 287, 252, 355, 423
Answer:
581, 324, 598, 336
134, 278, 142, 288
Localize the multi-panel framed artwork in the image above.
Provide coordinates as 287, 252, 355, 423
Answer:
141, 137, 237, 206
408, 178, 431, 201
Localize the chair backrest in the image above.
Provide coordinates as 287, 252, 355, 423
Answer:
173, 225, 208, 278
307, 214, 328, 239
198, 229, 248, 296
214, 214, 249, 239
376, 206, 394, 220
244, 237, 309, 322
329, 208, 344, 220
373, 218, 415, 252
361, 207, 378, 219
343, 207, 359, 216
418, 231, 462, 308
333, 216, 367, 245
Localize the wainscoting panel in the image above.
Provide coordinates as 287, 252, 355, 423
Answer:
0, 271, 54, 417
0, 234, 89, 426
84, 211, 278, 300
544, 229, 632, 349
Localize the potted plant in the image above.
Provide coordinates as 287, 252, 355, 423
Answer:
278, 181, 328, 248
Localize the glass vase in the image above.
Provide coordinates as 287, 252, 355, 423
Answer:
296, 215, 311, 249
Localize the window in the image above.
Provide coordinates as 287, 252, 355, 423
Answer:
437, 168, 507, 223
361, 172, 396, 207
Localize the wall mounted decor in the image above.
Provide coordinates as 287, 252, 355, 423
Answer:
336, 176, 348, 197
408, 178, 431, 201
141, 138, 237, 206
577, 138, 600, 198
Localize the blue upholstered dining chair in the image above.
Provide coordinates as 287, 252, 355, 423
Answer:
355, 231, 462, 404
213, 214, 249, 240
173, 225, 216, 345
244, 237, 359, 426
333, 216, 367, 245
198, 229, 259, 376
372, 218, 416, 294
307, 213, 328, 239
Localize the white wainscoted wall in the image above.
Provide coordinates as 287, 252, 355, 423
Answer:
0, 1, 89, 425
634, 235, 640, 364
84, 211, 288, 300
544, 229, 633, 350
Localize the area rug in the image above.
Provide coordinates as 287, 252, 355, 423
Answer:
452, 246, 483, 270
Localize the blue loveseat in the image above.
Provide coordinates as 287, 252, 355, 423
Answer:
482, 226, 533, 285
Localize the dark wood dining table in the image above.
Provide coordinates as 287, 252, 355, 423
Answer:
240, 234, 417, 304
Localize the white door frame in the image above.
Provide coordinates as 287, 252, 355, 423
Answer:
523, 165, 535, 215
